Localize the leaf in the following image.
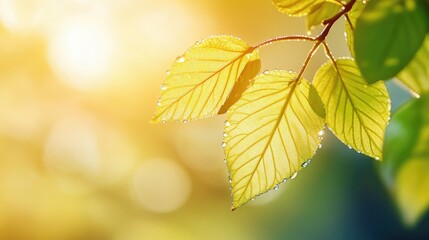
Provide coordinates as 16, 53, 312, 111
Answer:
397, 35, 429, 96
381, 95, 429, 226
224, 70, 325, 209
344, 0, 366, 57
380, 98, 424, 189
307, 2, 341, 31
218, 58, 261, 114
313, 58, 390, 159
152, 35, 260, 123
397, 160, 429, 226
272, 0, 329, 17
354, 0, 428, 83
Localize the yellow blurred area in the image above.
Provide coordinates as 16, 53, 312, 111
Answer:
0, 0, 351, 239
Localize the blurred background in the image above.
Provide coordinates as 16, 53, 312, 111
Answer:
0, 0, 427, 239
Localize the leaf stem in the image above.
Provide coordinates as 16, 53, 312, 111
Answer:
296, 41, 322, 83
292, 0, 357, 82
345, 14, 354, 31
254, 35, 316, 49
253, 0, 356, 83
322, 41, 339, 71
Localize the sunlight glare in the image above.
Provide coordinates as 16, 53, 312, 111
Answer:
48, 17, 115, 90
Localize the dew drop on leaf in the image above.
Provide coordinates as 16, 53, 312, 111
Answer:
274, 185, 279, 190
221, 142, 226, 148
291, 172, 298, 179
160, 85, 168, 91
225, 121, 231, 127
301, 160, 311, 168
176, 56, 185, 63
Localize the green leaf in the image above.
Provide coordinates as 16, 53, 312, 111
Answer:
397, 35, 429, 96
354, 0, 428, 83
272, 0, 333, 17
381, 98, 424, 189
224, 70, 325, 210
307, 2, 341, 31
313, 58, 390, 159
152, 35, 260, 123
345, 0, 366, 57
381, 95, 429, 226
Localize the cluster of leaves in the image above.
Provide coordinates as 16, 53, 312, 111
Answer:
152, 0, 429, 223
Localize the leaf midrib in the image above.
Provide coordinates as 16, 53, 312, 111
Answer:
155, 48, 254, 120
235, 81, 299, 205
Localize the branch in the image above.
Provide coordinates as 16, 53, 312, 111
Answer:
252, 0, 357, 82
253, 35, 316, 49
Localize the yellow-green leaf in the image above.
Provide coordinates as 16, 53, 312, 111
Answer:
397, 36, 429, 96
307, 2, 341, 31
224, 70, 325, 209
397, 159, 429, 226
152, 35, 260, 123
314, 58, 390, 159
272, 0, 326, 17
345, 0, 366, 57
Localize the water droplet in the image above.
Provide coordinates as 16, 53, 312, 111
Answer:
274, 185, 279, 190
347, 145, 352, 149
282, 178, 287, 183
357, 151, 361, 154
291, 172, 298, 179
318, 144, 322, 149
306, 31, 312, 35
183, 119, 188, 124
162, 120, 166, 124
223, 159, 227, 164
225, 121, 231, 127
223, 132, 228, 137
166, 70, 170, 76
160, 85, 168, 91
263, 70, 270, 75
176, 56, 185, 63
362, 0, 367, 4
228, 178, 232, 183
375, 156, 380, 160
221, 142, 226, 148
288, 70, 293, 74
341, 6, 345, 10
301, 160, 311, 168
157, 100, 161, 106
344, 32, 348, 38
318, 130, 324, 136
